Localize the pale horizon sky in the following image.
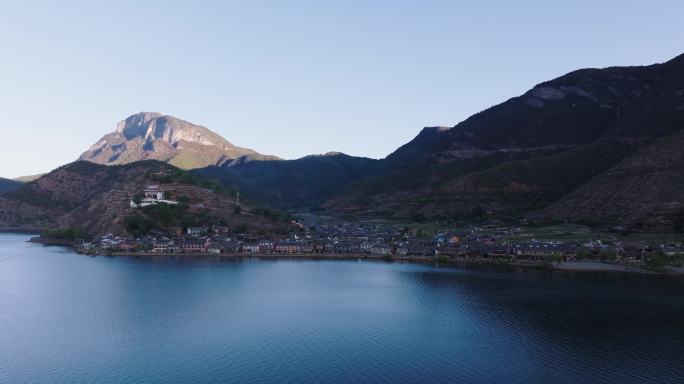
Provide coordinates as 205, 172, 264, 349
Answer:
1, 0, 683, 178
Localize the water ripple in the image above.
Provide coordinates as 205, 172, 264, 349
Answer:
0, 234, 682, 383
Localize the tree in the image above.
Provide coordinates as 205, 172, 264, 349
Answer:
124, 215, 154, 236
598, 250, 617, 261
673, 209, 684, 233
645, 251, 668, 271
411, 212, 426, 222
469, 206, 486, 221
42, 227, 86, 240
575, 249, 587, 260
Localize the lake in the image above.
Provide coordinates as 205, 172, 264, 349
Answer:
0, 233, 682, 383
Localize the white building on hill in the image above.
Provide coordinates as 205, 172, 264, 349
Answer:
130, 185, 179, 208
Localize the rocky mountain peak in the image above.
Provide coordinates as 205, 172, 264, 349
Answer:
112, 112, 229, 148
114, 112, 163, 139
80, 112, 277, 170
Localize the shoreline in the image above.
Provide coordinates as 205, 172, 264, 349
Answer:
81, 249, 682, 275
21, 235, 682, 275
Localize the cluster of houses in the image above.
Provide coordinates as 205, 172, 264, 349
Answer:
76, 220, 684, 264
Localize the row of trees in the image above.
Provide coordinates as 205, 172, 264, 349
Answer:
42, 227, 87, 240
149, 169, 233, 196
124, 203, 215, 237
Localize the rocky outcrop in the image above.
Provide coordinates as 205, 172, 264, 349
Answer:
80, 112, 278, 169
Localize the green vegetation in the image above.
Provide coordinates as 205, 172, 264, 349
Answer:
0, 177, 22, 194
416, 229, 431, 238
673, 209, 684, 233
326, 138, 635, 222
42, 227, 87, 240
5, 186, 63, 209
132, 194, 143, 206
469, 206, 486, 221
124, 203, 216, 236
645, 252, 668, 272
253, 207, 294, 223
598, 250, 617, 261
574, 249, 587, 260
123, 215, 156, 237
435, 255, 450, 263
190, 154, 376, 208
142, 203, 188, 225
150, 168, 232, 195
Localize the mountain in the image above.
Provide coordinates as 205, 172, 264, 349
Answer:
325, 53, 684, 228
537, 131, 684, 229
0, 177, 22, 195
13, 174, 44, 183
192, 152, 378, 208
80, 112, 279, 170
12, 54, 684, 230
0, 161, 291, 237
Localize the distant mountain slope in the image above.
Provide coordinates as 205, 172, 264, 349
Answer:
13, 174, 44, 183
325, 53, 684, 226
0, 161, 123, 229
0, 161, 289, 237
192, 152, 378, 208
80, 112, 279, 169
387, 54, 684, 166
12, 54, 684, 229
0, 177, 22, 195
538, 131, 684, 228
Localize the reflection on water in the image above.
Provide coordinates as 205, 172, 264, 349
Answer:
0, 233, 682, 384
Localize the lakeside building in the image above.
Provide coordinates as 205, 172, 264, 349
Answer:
258, 241, 274, 253
333, 242, 360, 254
81, 218, 684, 270
187, 226, 208, 237
275, 240, 301, 254
242, 243, 259, 253
182, 239, 205, 253
370, 243, 392, 256
515, 242, 578, 260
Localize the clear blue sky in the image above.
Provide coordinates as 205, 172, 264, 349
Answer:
1, 0, 683, 177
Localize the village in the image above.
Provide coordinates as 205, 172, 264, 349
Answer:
66, 184, 684, 272
78, 222, 681, 261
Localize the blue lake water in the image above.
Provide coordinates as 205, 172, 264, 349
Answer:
0, 233, 682, 383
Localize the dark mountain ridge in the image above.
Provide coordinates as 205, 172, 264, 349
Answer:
0, 177, 22, 195
389, 53, 684, 165
192, 152, 378, 208
325, 53, 684, 228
